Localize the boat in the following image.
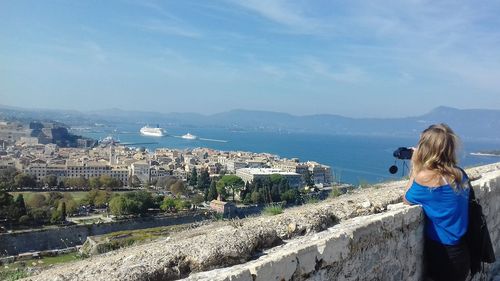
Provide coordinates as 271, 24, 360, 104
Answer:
181, 133, 198, 140
99, 135, 120, 145
140, 125, 166, 137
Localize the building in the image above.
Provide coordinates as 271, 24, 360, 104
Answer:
235, 168, 302, 188
130, 161, 150, 184
210, 199, 236, 217
226, 160, 247, 172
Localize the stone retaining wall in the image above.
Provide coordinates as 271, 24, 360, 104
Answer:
0, 212, 209, 256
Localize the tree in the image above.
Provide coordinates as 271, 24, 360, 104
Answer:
14, 173, 37, 188
197, 169, 210, 190
89, 177, 101, 188
188, 168, 198, 187
251, 191, 261, 204
217, 175, 244, 202
171, 181, 187, 196
192, 194, 204, 208
0, 167, 18, 191
243, 193, 252, 205
304, 170, 314, 188
94, 190, 112, 207
15, 194, 27, 217
27, 193, 47, 208
57, 180, 65, 189
47, 192, 63, 207
59, 201, 67, 221
281, 189, 299, 204
50, 201, 66, 223
42, 175, 58, 187
207, 180, 218, 201
109, 196, 127, 216
99, 175, 114, 188
161, 197, 176, 212
0, 191, 15, 221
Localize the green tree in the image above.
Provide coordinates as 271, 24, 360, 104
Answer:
62, 193, 78, 215
47, 192, 63, 207
280, 189, 299, 204
15, 194, 27, 217
109, 196, 127, 216
94, 190, 112, 207
59, 201, 67, 221
251, 191, 261, 204
188, 168, 198, 187
171, 181, 187, 196
0, 167, 18, 191
89, 177, 101, 188
217, 175, 244, 202
207, 180, 218, 201
197, 169, 210, 190
42, 175, 58, 187
27, 193, 46, 208
243, 193, 252, 205
50, 201, 66, 224
191, 194, 204, 209
303, 170, 314, 188
175, 199, 191, 210
161, 197, 176, 212
0, 191, 16, 222
14, 173, 37, 188
99, 175, 114, 188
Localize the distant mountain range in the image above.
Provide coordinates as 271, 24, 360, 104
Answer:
1, 105, 499, 141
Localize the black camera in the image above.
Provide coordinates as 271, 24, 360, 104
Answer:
389, 147, 413, 175
393, 147, 413, 160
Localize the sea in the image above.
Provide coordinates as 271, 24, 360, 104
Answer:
79, 124, 500, 185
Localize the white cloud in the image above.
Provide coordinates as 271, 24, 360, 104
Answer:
229, 0, 332, 35
135, 19, 201, 38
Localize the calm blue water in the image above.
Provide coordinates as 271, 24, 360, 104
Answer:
81, 124, 500, 185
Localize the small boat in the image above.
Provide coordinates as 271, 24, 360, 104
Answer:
181, 133, 198, 140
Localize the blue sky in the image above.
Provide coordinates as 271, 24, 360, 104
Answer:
1, 0, 500, 117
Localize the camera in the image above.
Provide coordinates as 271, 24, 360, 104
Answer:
389, 147, 414, 175
393, 147, 413, 160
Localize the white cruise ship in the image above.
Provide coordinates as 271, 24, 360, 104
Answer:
140, 125, 166, 137
181, 133, 198, 140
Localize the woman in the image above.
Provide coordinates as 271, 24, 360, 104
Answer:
404, 123, 470, 281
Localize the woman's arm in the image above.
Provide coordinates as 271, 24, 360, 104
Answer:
403, 172, 414, 205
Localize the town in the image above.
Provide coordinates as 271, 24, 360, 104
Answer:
0, 119, 336, 230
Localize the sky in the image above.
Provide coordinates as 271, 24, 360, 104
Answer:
1, 0, 500, 118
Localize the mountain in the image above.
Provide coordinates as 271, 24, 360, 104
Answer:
1, 105, 499, 140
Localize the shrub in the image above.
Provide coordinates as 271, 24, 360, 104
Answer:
18, 215, 31, 225
263, 205, 283, 216
329, 187, 341, 198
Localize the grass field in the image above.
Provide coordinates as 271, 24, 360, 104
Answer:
10, 191, 89, 203
0, 252, 83, 280
9, 191, 132, 203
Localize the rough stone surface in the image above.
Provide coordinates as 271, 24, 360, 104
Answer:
21, 163, 500, 281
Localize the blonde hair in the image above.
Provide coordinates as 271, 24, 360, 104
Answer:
412, 123, 463, 189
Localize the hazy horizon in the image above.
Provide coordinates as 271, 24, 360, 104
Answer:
4, 102, 500, 120
2, 1, 500, 117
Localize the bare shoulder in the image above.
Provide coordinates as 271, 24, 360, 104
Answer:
414, 170, 443, 187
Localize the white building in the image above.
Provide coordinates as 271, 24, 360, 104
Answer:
235, 168, 302, 188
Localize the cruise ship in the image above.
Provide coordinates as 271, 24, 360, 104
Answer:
140, 125, 166, 137
181, 133, 198, 140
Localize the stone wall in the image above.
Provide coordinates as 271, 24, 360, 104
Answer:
0, 212, 209, 256
21, 163, 500, 281
188, 164, 500, 281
